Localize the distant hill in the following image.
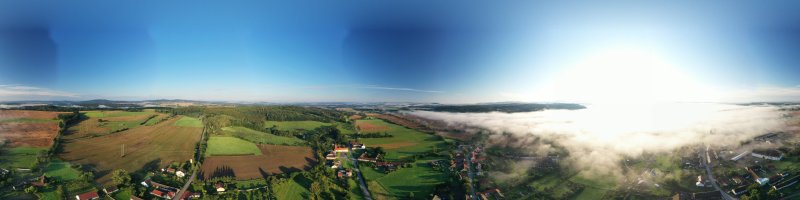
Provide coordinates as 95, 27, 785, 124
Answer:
412, 103, 586, 113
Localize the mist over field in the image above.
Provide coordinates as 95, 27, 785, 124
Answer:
410, 103, 789, 177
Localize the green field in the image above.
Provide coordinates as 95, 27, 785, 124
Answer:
274, 173, 312, 200
82, 111, 148, 118
205, 136, 263, 156
362, 158, 447, 199
348, 179, 365, 200
357, 119, 447, 160
174, 116, 203, 127
221, 126, 305, 145
569, 172, 616, 200
264, 120, 330, 131
0, 147, 47, 169
44, 159, 81, 181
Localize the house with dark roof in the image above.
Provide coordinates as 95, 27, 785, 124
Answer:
731, 186, 748, 196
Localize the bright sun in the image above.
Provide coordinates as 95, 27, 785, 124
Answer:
543, 46, 714, 104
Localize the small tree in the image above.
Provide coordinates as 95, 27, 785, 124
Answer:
25, 186, 37, 194
112, 169, 132, 186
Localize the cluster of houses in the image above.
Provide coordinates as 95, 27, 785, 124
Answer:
162, 167, 187, 178
729, 165, 799, 196
142, 179, 199, 199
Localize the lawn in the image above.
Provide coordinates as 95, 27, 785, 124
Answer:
356, 119, 447, 160
273, 173, 312, 200
44, 159, 81, 181
363, 158, 448, 199
174, 116, 203, 127
205, 136, 262, 156
112, 188, 133, 200
0, 147, 47, 169
221, 126, 304, 145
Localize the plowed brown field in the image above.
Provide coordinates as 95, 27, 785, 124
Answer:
0, 110, 63, 148
200, 144, 317, 180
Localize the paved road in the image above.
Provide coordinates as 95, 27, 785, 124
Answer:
349, 149, 374, 200
703, 145, 737, 200
463, 146, 478, 200
172, 169, 197, 200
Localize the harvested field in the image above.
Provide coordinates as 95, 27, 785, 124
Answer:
0, 122, 60, 147
0, 110, 64, 120
58, 116, 202, 185
200, 144, 317, 180
0, 110, 63, 148
349, 115, 363, 120
356, 120, 390, 132
64, 111, 165, 139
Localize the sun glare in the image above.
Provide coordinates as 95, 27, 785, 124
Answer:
543, 46, 716, 104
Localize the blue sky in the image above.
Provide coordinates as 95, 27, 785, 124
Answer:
1, 1, 800, 103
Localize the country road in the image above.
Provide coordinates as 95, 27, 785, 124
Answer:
349, 148, 374, 200
172, 169, 197, 200
703, 145, 736, 200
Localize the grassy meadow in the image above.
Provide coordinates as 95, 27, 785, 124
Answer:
205, 136, 263, 156
174, 116, 203, 127
359, 159, 447, 200
44, 159, 81, 182
221, 126, 305, 145
0, 147, 47, 169
356, 119, 447, 160
273, 173, 312, 200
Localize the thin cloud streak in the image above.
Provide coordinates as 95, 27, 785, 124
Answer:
303, 84, 444, 93
0, 84, 78, 100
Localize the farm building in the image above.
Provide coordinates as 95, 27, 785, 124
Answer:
75, 191, 99, 200
730, 151, 748, 161
753, 132, 780, 141
772, 175, 799, 191
751, 149, 783, 161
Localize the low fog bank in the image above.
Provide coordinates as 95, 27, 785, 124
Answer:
409, 103, 790, 178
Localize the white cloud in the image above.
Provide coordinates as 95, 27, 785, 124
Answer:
0, 85, 78, 100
